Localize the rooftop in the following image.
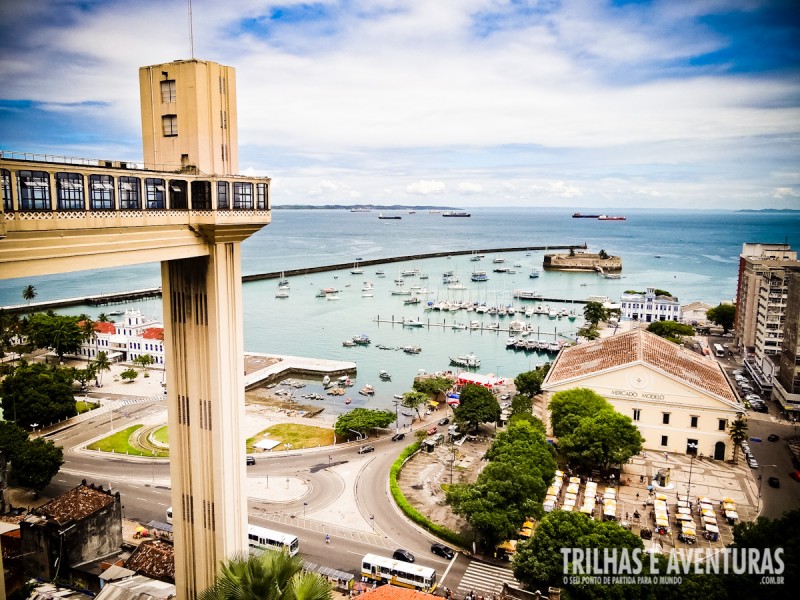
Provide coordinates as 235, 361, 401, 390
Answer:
34, 482, 116, 525
545, 329, 738, 403
125, 539, 175, 583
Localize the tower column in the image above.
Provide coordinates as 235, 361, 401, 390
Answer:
161, 242, 247, 599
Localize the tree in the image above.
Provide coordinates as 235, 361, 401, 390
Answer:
133, 353, 155, 372
0, 421, 29, 460
199, 548, 332, 600
549, 388, 611, 438
72, 364, 96, 390
514, 363, 551, 399
22, 284, 37, 305
707, 303, 736, 334
96, 313, 109, 322
401, 391, 428, 418
582, 301, 608, 326
647, 320, 695, 343
413, 375, 454, 399
25, 312, 84, 361
0, 362, 77, 428
729, 415, 748, 462
453, 384, 500, 432
598, 249, 609, 259
334, 408, 395, 438
0, 310, 22, 361
93, 351, 111, 385
120, 368, 138, 382
557, 409, 644, 472
11, 436, 64, 493
576, 323, 600, 340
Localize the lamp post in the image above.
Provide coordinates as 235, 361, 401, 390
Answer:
686, 442, 698, 500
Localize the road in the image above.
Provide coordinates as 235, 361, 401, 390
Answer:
40, 400, 509, 595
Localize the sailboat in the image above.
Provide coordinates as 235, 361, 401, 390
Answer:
278, 271, 289, 285
351, 262, 364, 274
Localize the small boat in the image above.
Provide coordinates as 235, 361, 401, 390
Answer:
342, 340, 355, 347
451, 323, 467, 330
448, 283, 468, 290
322, 375, 331, 386
404, 296, 421, 304
597, 215, 626, 220
403, 318, 425, 327
449, 353, 481, 368
327, 294, 341, 300
277, 271, 289, 285
375, 270, 386, 277
529, 269, 540, 278
402, 345, 422, 354
275, 290, 289, 298
379, 370, 391, 381
351, 262, 364, 274
492, 258, 506, 264
359, 385, 375, 396
392, 289, 412, 295
344, 397, 352, 405
353, 334, 371, 345
378, 213, 402, 220
362, 292, 374, 297
443, 211, 471, 217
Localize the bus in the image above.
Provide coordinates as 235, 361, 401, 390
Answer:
247, 524, 300, 556
361, 553, 437, 592
714, 343, 725, 358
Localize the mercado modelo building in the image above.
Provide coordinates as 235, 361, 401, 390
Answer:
542, 329, 743, 461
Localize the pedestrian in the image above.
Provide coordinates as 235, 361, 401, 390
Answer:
626, 512, 629, 521
664, 451, 668, 461
640, 475, 644, 484
642, 451, 647, 459
636, 492, 640, 501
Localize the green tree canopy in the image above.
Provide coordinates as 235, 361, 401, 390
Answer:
120, 368, 138, 382
400, 391, 429, 418
514, 363, 551, 398
1, 362, 77, 428
549, 388, 611, 439
706, 303, 736, 333
199, 549, 332, 600
557, 409, 644, 472
583, 301, 609, 326
413, 375, 454, 398
729, 415, 748, 462
0, 421, 30, 461
11, 436, 64, 492
647, 320, 695, 343
22, 285, 37, 304
512, 510, 643, 592
453, 384, 500, 432
26, 312, 84, 360
93, 351, 112, 385
334, 408, 395, 438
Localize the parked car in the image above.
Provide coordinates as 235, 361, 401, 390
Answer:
246, 455, 256, 466
438, 417, 450, 426
427, 426, 438, 435
768, 476, 780, 488
393, 548, 415, 563
768, 434, 780, 442
748, 458, 759, 469
431, 543, 455, 559
358, 445, 375, 454
751, 403, 768, 413
391, 432, 406, 441
745, 394, 762, 402
733, 369, 744, 377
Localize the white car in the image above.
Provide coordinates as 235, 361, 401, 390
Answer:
745, 394, 761, 402
748, 458, 758, 469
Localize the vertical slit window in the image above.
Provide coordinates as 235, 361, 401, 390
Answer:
55, 172, 85, 210
118, 176, 141, 209
217, 181, 229, 209
160, 79, 176, 103
17, 170, 51, 211
162, 114, 178, 137
1, 169, 11, 212
233, 182, 253, 209
169, 179, 188, 209
145, 178, 166, 209
256, 183, 267, 210
89, 174, 115, 210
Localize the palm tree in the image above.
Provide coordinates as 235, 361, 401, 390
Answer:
22, 284, 37, 305
198, 550, 332, 600
93, 351, 111, 386
728, 415, 748, 462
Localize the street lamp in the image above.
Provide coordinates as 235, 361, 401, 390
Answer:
686, 442, 698, 500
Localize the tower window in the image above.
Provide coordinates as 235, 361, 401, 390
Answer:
55, 172, 85, 210
162, 115, 178, 137
161, 79, 176, 103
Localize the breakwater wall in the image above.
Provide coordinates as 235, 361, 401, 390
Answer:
1, 243, 586, 312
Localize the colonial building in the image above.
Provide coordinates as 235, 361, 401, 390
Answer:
619, 288, 681, 323
542, 329, 743, 460
78, 309, 165, 365
681, 301, 714, 327
20, 482, 123, 582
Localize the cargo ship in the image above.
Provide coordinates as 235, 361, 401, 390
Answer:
572, 212, 601, 218
443, 211, 471, 217
597, 215, 626, 221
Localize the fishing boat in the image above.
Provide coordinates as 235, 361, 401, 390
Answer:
402, 345, 422, 354
322, 375, 331, 386
353, 334, 371, 345
375, 270, 386, 277
344, 397, 352, 405
529, 269, 540, 278
404, 296, 421, 304
359, 384, 375, 396
449, 353, 481, 368
403, 317, 425, 327
451, 323, 467, 330
378, 213, 402, 220
379, 370, 391, 381
471, 271, 489, 282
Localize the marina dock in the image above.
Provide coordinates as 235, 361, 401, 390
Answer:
244, 353, 357, 390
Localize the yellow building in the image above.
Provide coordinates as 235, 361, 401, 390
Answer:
542, 329, 743, 461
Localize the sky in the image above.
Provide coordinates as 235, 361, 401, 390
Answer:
1, 0, 799, 209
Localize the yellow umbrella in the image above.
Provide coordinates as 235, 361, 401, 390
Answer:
656, 493, 667, 501
723, 497, 734, 504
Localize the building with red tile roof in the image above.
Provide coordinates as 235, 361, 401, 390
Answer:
542, 329, 743, 460
76, 309, 164, 367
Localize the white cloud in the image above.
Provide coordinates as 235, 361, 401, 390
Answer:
406, 180, 446, 195
772, 188, 799, 199
457, 182, 483, 194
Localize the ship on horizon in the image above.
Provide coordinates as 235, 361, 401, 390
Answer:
597, 215, 626, 221
572, 212, 601, 218
443, 211, 471, 217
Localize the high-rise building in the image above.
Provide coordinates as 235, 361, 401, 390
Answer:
772, 266, 800, 420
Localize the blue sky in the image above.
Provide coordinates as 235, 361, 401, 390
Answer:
1, 0, 798, 209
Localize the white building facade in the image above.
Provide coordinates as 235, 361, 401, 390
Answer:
78, 309, 164, 366
619, 288, 682, 323
542, 329, 743, 461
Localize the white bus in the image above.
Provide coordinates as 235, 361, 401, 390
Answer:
361, 553, 437, 592
714, 343, 725, 358
166, 506, 173, 524
247, 524, 300, 556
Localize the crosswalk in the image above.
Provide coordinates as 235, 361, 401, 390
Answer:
455, 560, 518, 598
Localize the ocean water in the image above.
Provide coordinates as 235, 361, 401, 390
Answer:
2, 208, 798, 415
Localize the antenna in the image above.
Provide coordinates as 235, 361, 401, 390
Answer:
188, 0, 195, 59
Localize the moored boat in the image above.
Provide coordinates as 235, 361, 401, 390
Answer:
449, 352, 481, 368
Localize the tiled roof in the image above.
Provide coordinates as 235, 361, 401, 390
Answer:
95, 322, 117, 334
360, 586, 438, 600
141, 327, 163, 340
37, 483, 115, 524
125, 539, 175, 583
545, 329, 737, 403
